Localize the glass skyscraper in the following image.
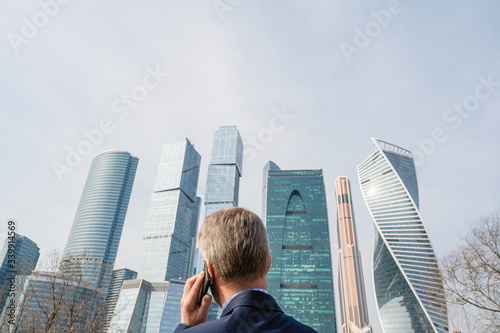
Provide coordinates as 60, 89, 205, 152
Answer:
109, 279, 184, 333
204, 125, 244, 217
103, 268, 137, 330
335, 177, 372, 333
194, 126, 244, 320
262, 160, 280, 219
265, 169, 337, 333
138, 138, 201, 282
112, 138, 201, 332
0, 234, 39, 312
62, 150, 138, 293
357, 138, 448, 333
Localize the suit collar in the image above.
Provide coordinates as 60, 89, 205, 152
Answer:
220, 290, 283, 317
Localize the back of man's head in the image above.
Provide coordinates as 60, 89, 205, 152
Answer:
198, 207, 271, 285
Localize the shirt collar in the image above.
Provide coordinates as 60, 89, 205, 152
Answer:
219, 288, 268, 318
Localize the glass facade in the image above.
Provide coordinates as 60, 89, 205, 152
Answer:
261, 160, 280, 220
16, 272, 99, 331
109, 279, 184, 333
0, 234, 40, 311
62, 150, 139, 294
203, 126, 243, 217
103, 268, 137, 330
357, 138, 448, 333
160, 280, 185, 333
109, 279, 151, 333
138, 138, 201, 282
265, 169, 337, 333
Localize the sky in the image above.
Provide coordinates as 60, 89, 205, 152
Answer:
1, 1, 499, 332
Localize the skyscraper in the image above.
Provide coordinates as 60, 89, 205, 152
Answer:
335, 177, 372, 333
112, 138, 201, 332
62, 150, 138, 293
204, 125, 244, 217
194, 125, 244, 275
138, 138, 201, 282
0, 234, 40, 311
262, 160, 280, 219
357, 138, 448, 333
103, 268, 137, 330
265, 169, 337, 333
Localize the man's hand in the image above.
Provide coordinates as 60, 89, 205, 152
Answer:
180, 272, 213, 327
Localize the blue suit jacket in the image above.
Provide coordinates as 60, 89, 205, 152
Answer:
173, 290, 318, 333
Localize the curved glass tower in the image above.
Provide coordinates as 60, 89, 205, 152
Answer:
62, 150, 138, 292
357, 138, 448, 333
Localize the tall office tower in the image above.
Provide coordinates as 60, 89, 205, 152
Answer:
112, 139, 201, 332
194, 126, 244, 274
0, 234, 40, 311
265, 169, 337, 333
204, 125, 244, 217
103, 268, 137, 330
138, 138, 201, 282
187, 197, 201, 277
261, 161, 280, 219
357, 138, 448, 333
62, 150, 138, 293
335, 177, 372, 333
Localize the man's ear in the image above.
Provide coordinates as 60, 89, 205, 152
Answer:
267, 255, 272, 273
206, 260, 215, 284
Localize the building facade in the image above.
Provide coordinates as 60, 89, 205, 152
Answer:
138, 138, 201, 282
108, 278, 184, 333
265, 169, 337, 333
357, 138, 448, 333
195, 126, 244, 320
203, 125, 244, 217
112, 138, 201, 332
335, 177, 372, 333
0, 234, 40, 312
62, 150, 139, 293
103, 268, 137, 330
14, 272, 101, 331
261, 160, 280, 219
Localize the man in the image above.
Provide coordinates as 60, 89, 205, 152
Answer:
174, 207, 318, 332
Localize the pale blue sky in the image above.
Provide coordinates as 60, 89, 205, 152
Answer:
1, 1, 499, 332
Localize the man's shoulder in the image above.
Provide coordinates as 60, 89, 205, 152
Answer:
174, 290, 318, 333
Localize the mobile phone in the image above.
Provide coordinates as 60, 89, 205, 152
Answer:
197, 263, 211, 306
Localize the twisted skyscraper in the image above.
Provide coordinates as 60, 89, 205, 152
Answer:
357, 138, 448, 333
335, 177, 372, 333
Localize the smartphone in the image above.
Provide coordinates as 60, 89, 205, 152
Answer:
197, 263, 211, 306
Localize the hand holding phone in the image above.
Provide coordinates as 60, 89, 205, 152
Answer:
197, 263, 212, 306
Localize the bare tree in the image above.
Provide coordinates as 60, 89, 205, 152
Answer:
0, 248, 124, 333
441, 213, 500, 332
